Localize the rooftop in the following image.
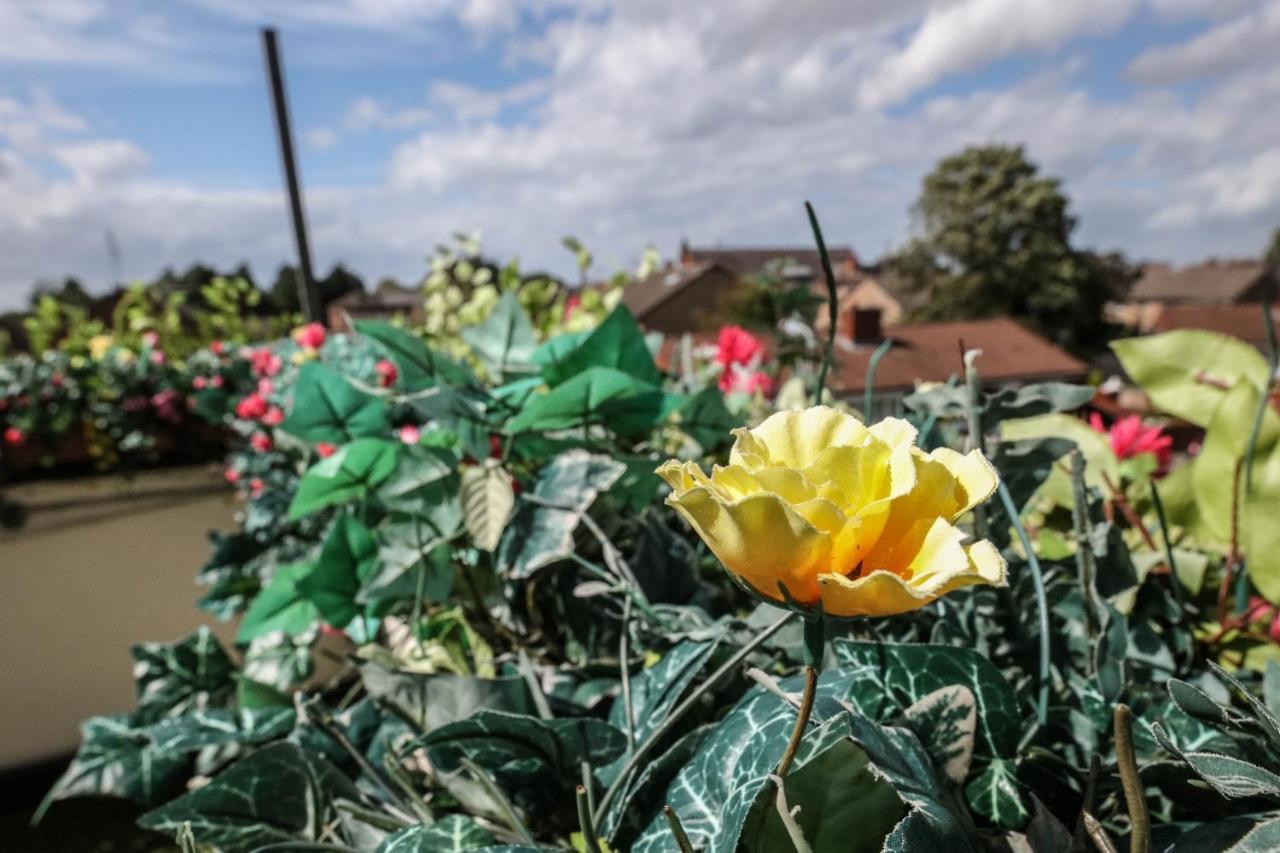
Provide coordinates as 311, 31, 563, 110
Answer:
1131, 259, 1274, 304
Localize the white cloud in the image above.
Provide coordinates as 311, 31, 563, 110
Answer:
861, 0, 1138, 106
52, 140, 150, 186
1127, 0, 1280, 83
342, 96, 434, 132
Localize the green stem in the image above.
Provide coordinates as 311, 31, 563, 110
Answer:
805, 201, 839, 404
1148, 481, 1185, 612
593, 612, 796, 827
1070, 450, 1100, 645
863, 338, 894, 420
774, 665, 818, 779
1244, 299, 1277, 494
1114, 705, 1150, 853
663, 805, 696, 853
997, 481, 1050, 729
577, 785, 602, 853
964, 352, 987, 540
517, 649, 553, 720
461, 757, 536, 845
619, 596, 636, 747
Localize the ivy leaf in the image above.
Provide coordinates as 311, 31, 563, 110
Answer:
279, 361, 388, 444
899, 685, 976, 786
376, 445, 460, 516
236, 563, 320, 643
377, 815, 496, 852
833, 640, 1022, 757
460, 290, 539, 381
359, 661, 534, 733
143, 707, 295, 753
289, 438, 400, 519
1223, 815, 1280, 852
364, 525, 455, 605
461, 459, 515, 551
420, 710, 627, 790
131, 626, 235, 723
354, 319, 475, 390
138, 742, 359, 853
297, 515, 380, 632
964, 758, 1028, 830
540, 305, 661, 387
497, 450, 626, 578
601, 725, 714, 847
42, 714, 190, 812
506, 366, 682, 437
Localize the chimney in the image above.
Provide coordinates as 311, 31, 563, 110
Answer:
843, 307, 883, 345
679, 239, 694, 266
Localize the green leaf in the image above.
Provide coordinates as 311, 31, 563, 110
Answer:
983, 382, 1095, 425
461, 290, 539, 381
507, 366, 681, 437
531, 329, 587, 369
420, 710, 627, 786
279, 361, 389, 444
289, 438, 400, 519
1154, 721, 1280, 800
1000, 413, 1118, 507
376, 444, 459, 516
1225, 816, 1280, 852
43, 714, 190, 809
138, 742, 359, 853
358, 661, 534, 733
675, 386, 740, 450
963, 758, 1028, 830
832, 640, 1022, 757
355, 318, 475, 390
236, 563, 320, 643
1094, 601, 1129, 704
461, 459, 515, 552
365, 525, 455, 604
496, 450, 626, 578
377, 815, 497, 852
1112, 329, 1270, 426
130, 626, 235, 722
297, 515, 380, 632
600, 725, 714, 847
540, 305, 661, 386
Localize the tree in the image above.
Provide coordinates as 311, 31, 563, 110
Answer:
895, 144, 1133, 355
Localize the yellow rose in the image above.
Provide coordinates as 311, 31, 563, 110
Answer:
88, 334, 114, 360
656, 406, 1006, 618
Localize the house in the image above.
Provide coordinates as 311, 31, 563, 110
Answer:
1149, 303, 1280, 353
620, 261, 744, 335
1109, 259, 1278, 329
679, 242, 860, 282
327, 285, 423, 332
827, 308, 1087, 418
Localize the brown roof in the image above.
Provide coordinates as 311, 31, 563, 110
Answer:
683, 245, 858, 278
1152, 303, 1280, 351
621, 261, 734, 320
830, 317, 1087, 394
331, 288, 421, 309
1131, 259, 1275, 304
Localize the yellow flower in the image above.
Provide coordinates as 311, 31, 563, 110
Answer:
88, 334, 114, 360
656, 406, 1006, 618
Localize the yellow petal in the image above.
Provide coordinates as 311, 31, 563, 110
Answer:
930, 447, 999, 517
817, 569, 935, 618
730, 406, 867, 470
656, 460, 711, 494
665, 489, 832, 604
903, 518, 969, 582
868, 416, 918, 449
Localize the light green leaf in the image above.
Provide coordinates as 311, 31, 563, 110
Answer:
963, 758, 1028, 830
289, 438, 400, 519
900, 685, 976, 785
461, 290, 538, 380
279, 361, 388, 444
297, 515, 380, 632
507, 366, 681, 437
540, 305, 661, 386
355, 319, 475, 390
236, 563, 320, 643
461, 459, 515, 552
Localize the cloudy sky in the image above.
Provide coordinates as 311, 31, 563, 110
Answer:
1, 0, 1278, 309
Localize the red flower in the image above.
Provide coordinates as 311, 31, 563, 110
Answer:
249, 478, 265, 498
224, 468, 240, 484
235, 393, 269, 421
563, 293, 582, 320
315, 442, 337, 458
262, 406, 284, 427
250, 432, 273, 452
192, 376, 208, 390
210, 340, 226, 357
715, 325, 764, 368
249, 348, 282, 378
719, 366, 775, 397
376, 359, 398, 388
398, 425, 421, 445
1090, 413, 1173, 475
293, 323, 327, 350
3, 426, 24, 445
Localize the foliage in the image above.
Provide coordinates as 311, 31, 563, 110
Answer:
895, 144, 1135, 355
40, 282, 1280, 853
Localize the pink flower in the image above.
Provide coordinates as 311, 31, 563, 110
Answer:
249, 348, 282, 378
211, 375, 224, 389
715, 325, 765, 368
1090, 413, 1173, 475
376, 359, 398, 388
257, 378, 274, 397
398, 425, 421, 445
719, 366, 776, 397
151, 389, 183, 424
4, 426, 24, 445
262, 406, 284, 426
235, 393, 269, 421
192, 376, 208, 390
315, 442, 337, 458
249, 478, 265, 498
149, 349, 167, 366
250, 432, 273, 452
210, 340, 226, 357
293, 323, 327, 350
563, 293, 582, 320
224, 468, 240, 484
141, 331, 160, 348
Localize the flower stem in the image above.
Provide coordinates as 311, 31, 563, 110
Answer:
775, 617, 825, 779
1114, 704, 1150, 853
663, 805, 696, 853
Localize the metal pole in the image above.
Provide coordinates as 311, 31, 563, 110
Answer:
261, 27, 322, 324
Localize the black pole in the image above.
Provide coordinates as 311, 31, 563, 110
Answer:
261, 27, 323, 324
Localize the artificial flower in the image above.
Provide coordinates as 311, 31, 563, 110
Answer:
292, 322, 327, 350
657, 406, 1005, 618
715, 325, 765, 368
1090, 413, 1172, 475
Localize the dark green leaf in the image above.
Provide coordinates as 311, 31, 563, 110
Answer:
279, 361, 388, 444
964, 758, 1028, 830
359, 661, 534, 733
44, 714, 189, 808
377, 815, 496, 852
540, 305, 661, 386
355, 319, 475, 390
507, 366, 680, 437
297, 515, 380, 632
675, 386, 739, 450
131, 626, 235, 722
289, 438, 399, 519
143, 707, 294, 752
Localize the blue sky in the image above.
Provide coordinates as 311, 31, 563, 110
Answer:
1, 0, 1278, 309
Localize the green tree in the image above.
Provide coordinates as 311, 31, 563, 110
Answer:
895, 144, 1132, 354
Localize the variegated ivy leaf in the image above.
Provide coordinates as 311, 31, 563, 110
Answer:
964, 758, 1028, 830
40, 714, 190, 813
138, 741, 359, 853
358, 660, 534, 733
496, 450, 626, 578
901, 685, 977, 785
833, 639, 1021, 758
131, 625, 235, 723
143, 707, 295, 753
376, 815, 495, 852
